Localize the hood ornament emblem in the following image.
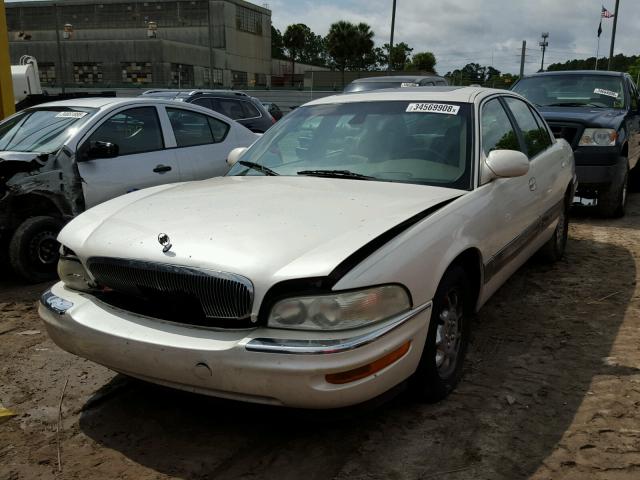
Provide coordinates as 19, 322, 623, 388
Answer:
158, 233, 172, 253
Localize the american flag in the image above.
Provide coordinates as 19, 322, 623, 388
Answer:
601, 6, 615, 18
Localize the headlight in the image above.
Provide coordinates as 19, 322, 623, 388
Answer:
579, 128, 617, 146
268, 285, 411, 331
57, 248, 96, 292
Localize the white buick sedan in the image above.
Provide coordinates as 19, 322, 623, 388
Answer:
39, 87, 576, 409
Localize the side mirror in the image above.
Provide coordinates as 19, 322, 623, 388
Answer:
485, 149, 529, 179
85, 141, 119, 160
227, 147, 247, 166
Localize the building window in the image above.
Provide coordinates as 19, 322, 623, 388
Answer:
121, 62, 153, 84
38, 62, 56, 86
73, 62, 103, 84
203, 67, 224, 87
232, 70, 247, 88
235, 5, 262, 34
255, 73, 267, 87
170, 63, 194, 88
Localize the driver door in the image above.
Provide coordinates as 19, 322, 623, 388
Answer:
77, 106, 180, 208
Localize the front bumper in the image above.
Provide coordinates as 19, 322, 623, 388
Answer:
39, 282, 431, 409
573, 147, 624, 187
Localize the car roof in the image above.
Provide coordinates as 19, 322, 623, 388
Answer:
351, 75, 445, 84
306, 86, 506, 106
25, 96, 229, 112
524, 70, 625, 78
142, 89, 250, 98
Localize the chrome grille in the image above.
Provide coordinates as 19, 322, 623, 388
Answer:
548, 122, 583, 148
87, 257, 253, 322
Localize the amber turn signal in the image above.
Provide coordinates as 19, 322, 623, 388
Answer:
325, 341, 411, 385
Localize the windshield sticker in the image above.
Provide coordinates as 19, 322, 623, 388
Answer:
401, 82, 419, 88
406, 103, 460, 114
55, 111, 88, 119
593, 88, 619, 99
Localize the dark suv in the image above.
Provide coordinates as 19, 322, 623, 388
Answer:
141, 90, 275, 133
343, 75, 448, 93
512, 71, 640, 217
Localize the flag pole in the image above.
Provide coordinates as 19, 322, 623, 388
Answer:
595, 35, 600, 70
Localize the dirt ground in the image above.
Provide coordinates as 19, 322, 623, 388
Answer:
1, 197, 640, 480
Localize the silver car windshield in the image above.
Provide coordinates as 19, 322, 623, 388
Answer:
0, 107, 96, 153
513, 75, 626, 109
228, 101, 473, 190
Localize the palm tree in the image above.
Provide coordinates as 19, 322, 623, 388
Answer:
326, 21, 358, 87
283, 24, 310, 86
353, 23, 375, 70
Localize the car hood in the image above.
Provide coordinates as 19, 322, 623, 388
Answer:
60, 176, 464, 285
537, 106, 625, 129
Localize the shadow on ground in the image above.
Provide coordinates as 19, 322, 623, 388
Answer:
77, 226, 637, 480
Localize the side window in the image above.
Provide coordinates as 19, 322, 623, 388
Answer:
481, 99, 520, 156
529, 107, 554, 147
213, 99, 245, 120
167, 108, 229, 146
504, 97, 552, 158
87, 106, 163, 156
241, 101, 261, 118
192, 97, 213, 110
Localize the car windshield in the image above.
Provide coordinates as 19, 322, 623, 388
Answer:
513, 75, 626, 109
228, 100, 472, 190
0, 107, 96, 153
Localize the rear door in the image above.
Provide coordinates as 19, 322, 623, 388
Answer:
502, 96, 565, 220
77, 105, 180, 208
162, 106, 234, 180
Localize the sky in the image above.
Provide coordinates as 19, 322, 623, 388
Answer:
268, 0, 640, 75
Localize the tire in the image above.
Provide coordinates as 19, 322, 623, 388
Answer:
9, 216, 64, 283
538, 194, 570, 263
597, 164, 628, 218
411, 265, 471, 402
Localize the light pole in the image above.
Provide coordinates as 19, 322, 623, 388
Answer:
388, 0, 397, 72
539, 32, 549, 72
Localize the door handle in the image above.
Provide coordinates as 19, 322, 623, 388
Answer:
528, 177, 537, 191
153, 164, 172, 173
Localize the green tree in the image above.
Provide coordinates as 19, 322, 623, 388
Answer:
351, 23, 376, 70
283, 23, 310, 85
271, 26, 285, 60
378, 42, 413, 71
407, 51, 437, 73
298, 32, 328, 67
326, 21, 359, 86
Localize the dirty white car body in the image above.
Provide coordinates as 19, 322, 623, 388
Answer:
40, 87, 576, 408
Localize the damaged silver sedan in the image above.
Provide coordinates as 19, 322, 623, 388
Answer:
0, 97, 258, 282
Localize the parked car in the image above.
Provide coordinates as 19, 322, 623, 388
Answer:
262, 101, 283, 121
141, 89, 275, 133
512, 70, 640, 217
40, 87, 575, 409
343, 75, 448, 93
0, 97, 258, 282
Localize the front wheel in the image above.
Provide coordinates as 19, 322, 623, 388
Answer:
9, 216, 64, 283
411, 266, 471, 402
597, 164, 628, 218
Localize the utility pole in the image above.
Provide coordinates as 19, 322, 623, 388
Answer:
539, 32, 549, 72
388, 0, 396, 72
0, 0, 15, 118
608, 0, 620, 70
519, 40, 526, 78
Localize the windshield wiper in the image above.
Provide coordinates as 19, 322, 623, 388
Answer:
545, 102, 605, 108
238, 160, 279, 176
297, 169, 375, 180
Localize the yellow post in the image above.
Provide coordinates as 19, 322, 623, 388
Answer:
0, 0, 14, 119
